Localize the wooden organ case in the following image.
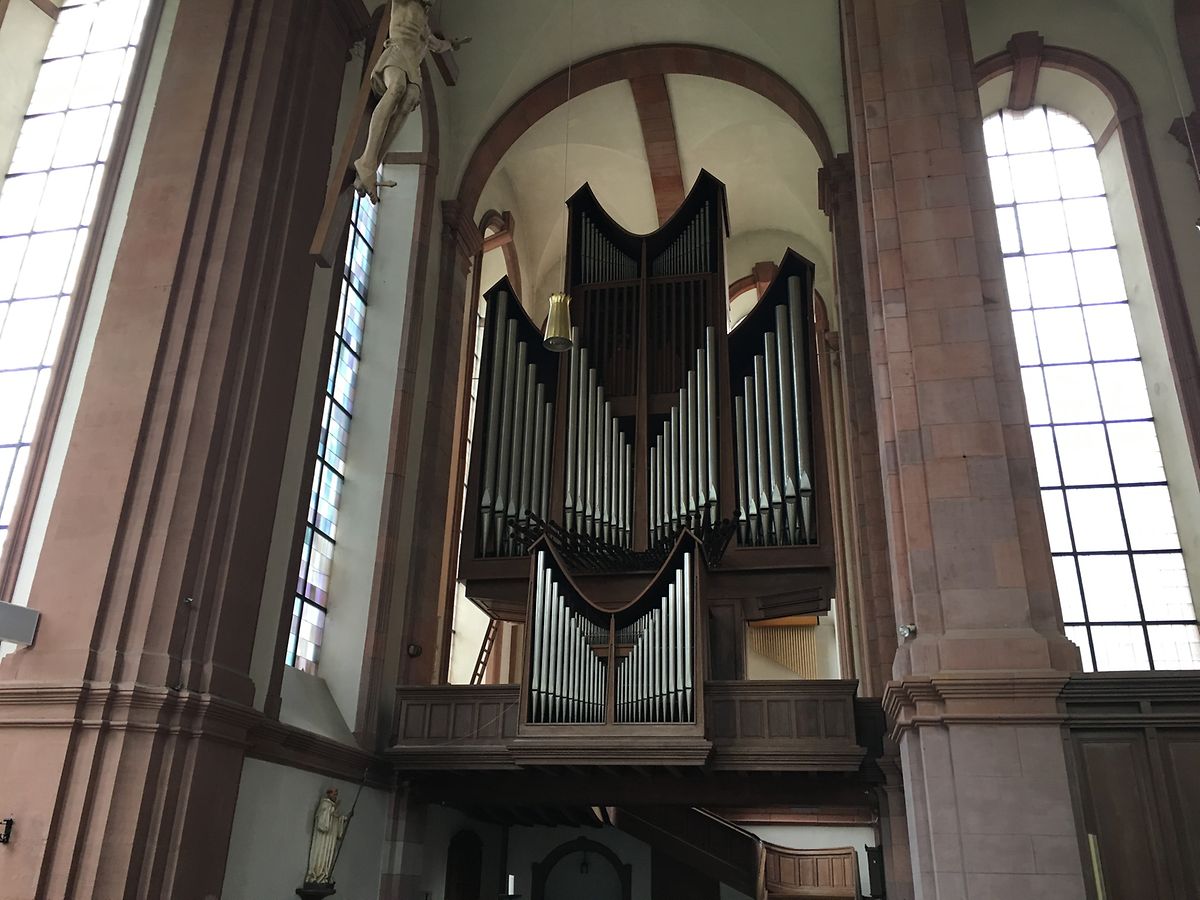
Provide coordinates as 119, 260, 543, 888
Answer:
459, 172, 834, 723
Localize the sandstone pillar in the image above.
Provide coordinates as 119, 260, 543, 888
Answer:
0, 1, 361, 896
840, 0, 1088, 896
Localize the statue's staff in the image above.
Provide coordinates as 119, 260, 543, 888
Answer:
327, 769, 369, 879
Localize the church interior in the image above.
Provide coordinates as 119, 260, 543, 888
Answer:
0, 0, 1198, 898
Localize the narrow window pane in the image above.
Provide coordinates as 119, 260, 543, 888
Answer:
1043, 364, 1101, 423
1046, 108, 1095, 148
1054, 148, 1105, 198
1084, 304, 1139, 361
1091, 625, 1150, 670
1021, 367, 1051, 424
1003, 107, 1052, 153
1067, 626, 1096, 671
1148, 626, 1200, 669
1108, 421, 1165, 483
28, 57, 83, 116
14, 230, 76, 299
1094, 361, 1152, 420
996, 206, 1021, 254
1010, 152, 1060, 202
1041, 490, 1073, 553
1055, 557, 1085, 621
1011, 310, 1040, 365
1034, 308, 1089, 363
1073, 249, 1126, 304
1120, 486, 1179, 551
1054, 424, 1112, 485
1078, 556, 1139, 621
1064, 488, 1124, 552
0, 174, 47, 235
983, 114, 1008, 156
33, 165, 94, 232
1136, 554, 1194, 621
1016, 201, 1070, 254
1025, 253, 1079, 308
10, 114, 67, 174
1030, 426, 1061, 486
1064, 197, 1116, 250
1004, 256, 1031, 309
53, 106, 113, 168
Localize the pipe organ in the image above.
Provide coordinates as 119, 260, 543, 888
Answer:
460, 171, 834, 691
728, 272, 815, 546
524, 537, 700, 726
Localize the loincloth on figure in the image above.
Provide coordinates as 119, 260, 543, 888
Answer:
370, 40, 424, 97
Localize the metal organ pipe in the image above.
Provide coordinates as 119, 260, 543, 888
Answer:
787, 275, 815, 538
479, 313, 509, 555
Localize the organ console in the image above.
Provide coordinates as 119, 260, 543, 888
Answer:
459, 171, 834, 697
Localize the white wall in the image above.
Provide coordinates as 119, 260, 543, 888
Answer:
415, 805, 506, 900
0, 0, 57, 177
221, 758, 388, 900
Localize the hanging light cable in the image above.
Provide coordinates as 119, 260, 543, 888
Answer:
543, 0, 576, 351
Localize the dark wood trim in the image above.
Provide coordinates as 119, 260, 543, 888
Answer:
27, 0, 58, 21
0, 0, 165, 605
629, 73, 687, 225
1006, 31, 1044, 111
977, 41, 1200, 489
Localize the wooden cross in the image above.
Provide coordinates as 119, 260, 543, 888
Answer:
309, 15, 391, 267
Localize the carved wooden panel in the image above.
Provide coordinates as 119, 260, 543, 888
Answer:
395, 685, 520, 743
764, 844, 857, 898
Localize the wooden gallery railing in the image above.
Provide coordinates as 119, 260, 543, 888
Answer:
521, 535, 703, 733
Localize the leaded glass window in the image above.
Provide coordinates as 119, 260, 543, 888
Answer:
0, 0, 151, 556
985, 106, 1200, 671
286, 194, 375, 673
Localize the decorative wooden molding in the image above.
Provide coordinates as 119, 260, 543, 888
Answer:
628, 73, 687, 225
1006, 31, 1045, 111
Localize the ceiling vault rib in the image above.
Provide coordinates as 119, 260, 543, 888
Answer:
628, 74, 687, 226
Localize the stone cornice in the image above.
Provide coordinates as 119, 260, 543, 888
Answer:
883, 670, 1071, 739
442, 200, 485, 260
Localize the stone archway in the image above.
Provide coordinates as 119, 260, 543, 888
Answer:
531, 837, 632, 900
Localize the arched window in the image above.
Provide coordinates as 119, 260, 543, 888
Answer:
286, 193, 376, 673
985, 106, 1198, 671
0, 0, 152, 557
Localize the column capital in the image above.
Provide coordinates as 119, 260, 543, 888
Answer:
442, 200, 484, 263
883, 670, 1069, 739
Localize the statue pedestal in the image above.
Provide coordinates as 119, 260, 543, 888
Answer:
296, 884, 337, 900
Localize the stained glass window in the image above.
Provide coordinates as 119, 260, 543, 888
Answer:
286, 193, 375, 673
985, 106, 1200, 671
0, 0, 151, 557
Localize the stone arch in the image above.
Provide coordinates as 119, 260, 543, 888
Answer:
531, 837, 632, 900
455, 43, 835, 217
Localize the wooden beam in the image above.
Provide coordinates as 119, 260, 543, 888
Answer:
1006, 31, 1044, 111
628, 74, 687, 225
27, 0, 59, 20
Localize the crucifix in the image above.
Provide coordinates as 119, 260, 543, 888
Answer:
310, 1, 469, 266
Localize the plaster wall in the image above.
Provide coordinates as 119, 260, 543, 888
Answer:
5, 0, 178, 633
0, 0, 57, 177
221, 758, 389, 900
434, 0, 847, 189
415, 805, 506, 899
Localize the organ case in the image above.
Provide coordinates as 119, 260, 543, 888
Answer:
459, 172, 834, 681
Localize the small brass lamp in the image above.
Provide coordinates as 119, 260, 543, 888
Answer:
543, 291, 574, 351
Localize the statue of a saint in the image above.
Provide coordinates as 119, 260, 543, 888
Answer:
304, 788, 349, 886
353, 0, 470, 203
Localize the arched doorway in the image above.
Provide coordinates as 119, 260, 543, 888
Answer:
445, 829, 484, 900
532, 837, 632, 900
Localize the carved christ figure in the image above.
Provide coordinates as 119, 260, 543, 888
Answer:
353, 0, 470, 202
305, 788, 348, 885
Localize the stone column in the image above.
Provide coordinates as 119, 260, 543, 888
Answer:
0, 1, 361, 896
822, 153, 897, 697
841, 1, 1088, 897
